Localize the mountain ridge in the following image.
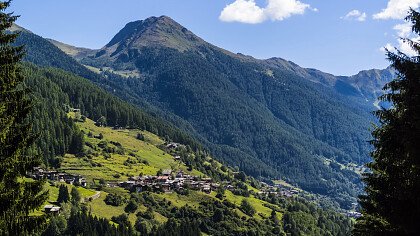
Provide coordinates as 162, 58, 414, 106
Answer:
13, 19, 390, 208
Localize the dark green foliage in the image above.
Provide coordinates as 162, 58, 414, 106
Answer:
154, 218, 200, 236
14, 22, 371, 206
57, 185, 69, 204
0, 2, 48, 234
83, 46, 368, 207
354, 9, 420, 236
67, 211, 132, 236
240, 199, 256, 216
125, 200, 138, 213
105, 193, 125, 206
283, 199, 352, 236
22, 64, 202, 167
41, 216, 67, 236
70, 187, 81, 205
235, 171, 246, 182
111, 214, 132, 230
23, 65, 84, 166
133, 191, 351, 235
136, 132, 145, 141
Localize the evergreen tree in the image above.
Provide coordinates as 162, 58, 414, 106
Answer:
0, 1, 48, 234
70, 187, 81, 205
354, 9, 420, 235
240, 199, 256, 216
57, 185, 69, 204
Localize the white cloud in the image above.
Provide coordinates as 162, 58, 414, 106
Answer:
341, 10, 367, 22
219, 0, 265, 24
398, 37, 420, 56
373, 0, 420, 20
380, 38, 419, 56
380, 43, 396, 53
393, 22, 412, 37
219, 0, 311, 24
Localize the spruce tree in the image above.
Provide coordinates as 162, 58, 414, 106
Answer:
0, 1, 48, 235
70, 187, 81, 206
354, 9, 420, 235
57, 185, 69, 204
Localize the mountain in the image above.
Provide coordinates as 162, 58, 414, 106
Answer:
262, 57, 395, 109
13, 18, 392, 208
48, 38, 95, 60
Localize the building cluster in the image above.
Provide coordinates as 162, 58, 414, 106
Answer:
257, 182, 300, 198
117, 169, 219, 194
346, 211, 362, 218
28, 167, 87, 187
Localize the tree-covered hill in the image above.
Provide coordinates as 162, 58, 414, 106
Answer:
12, 20, 380, 207
24, 64, 200, 167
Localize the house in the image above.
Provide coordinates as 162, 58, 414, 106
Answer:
157, 176, 169, 183
50, 207, 61, 214
176, 171, 184, 178
166, 142, 180, 149
44, 205, 54, 212
202, 184, 211, 193
161, 183, 171, 192
44, 205, 60, 214
174, 155, 181, 161
162, 169, 172, 176
201, 178, 212, 183
347, 211, 362, 218
119, 181, 136, 189
211, 183, 220, 190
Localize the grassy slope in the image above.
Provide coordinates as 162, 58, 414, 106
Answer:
59, 115, 281, 224
61, 116, 202, 182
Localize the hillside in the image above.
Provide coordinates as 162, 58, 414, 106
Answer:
24, 65, 352, 235
24, 64, 200, 167
10, 24, 356, 234
11, 20, 380, 208
41, 113, 353, 235
79, 17, 374, 205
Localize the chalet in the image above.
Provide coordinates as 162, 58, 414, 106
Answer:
50, 207, 61, 214
176, 171, 184, 178
44, 205, 54, 212
166, 142, 180, 149
174, 155, 181, 161
202, 184, 211, 193
201, 178, 212, 183
44, 205, 61, 214
161, 183, 171, 192
157, 176, 169, 183
162, 169, 172, 176
346, 211, 362, 218
211, 183, 220, 191
119, 181, 136, 189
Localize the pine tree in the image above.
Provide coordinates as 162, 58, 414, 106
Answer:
70, 187, 81, 205
354, 9, 420, 236
0, 1, 48, 234
57, 185, 69, 204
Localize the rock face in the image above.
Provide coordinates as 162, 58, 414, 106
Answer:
92, 16, 207, 67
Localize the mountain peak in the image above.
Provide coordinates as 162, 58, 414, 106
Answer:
102, 15, 205, 56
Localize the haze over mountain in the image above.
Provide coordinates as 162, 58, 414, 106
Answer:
13, 16, 394, 207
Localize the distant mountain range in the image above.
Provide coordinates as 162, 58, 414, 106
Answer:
12, 17, 394, 208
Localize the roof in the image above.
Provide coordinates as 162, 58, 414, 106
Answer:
44, 205, 54, 209
162, 169, 172, 175
50, 207, 61, 212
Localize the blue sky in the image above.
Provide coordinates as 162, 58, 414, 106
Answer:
9, 0, 419, 75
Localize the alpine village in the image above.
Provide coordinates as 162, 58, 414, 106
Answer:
1, 1, 419, 236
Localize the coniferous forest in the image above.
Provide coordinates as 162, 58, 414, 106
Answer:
1, 0, 420, 235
